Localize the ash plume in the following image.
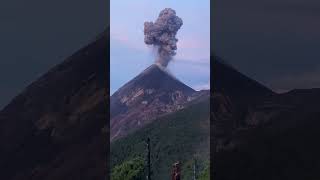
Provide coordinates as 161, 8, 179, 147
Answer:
144, 8, 183, 67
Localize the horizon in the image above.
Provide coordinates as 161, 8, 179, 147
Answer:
110, 63, 210, 96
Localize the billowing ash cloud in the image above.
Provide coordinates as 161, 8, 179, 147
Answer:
144, 8, 183, 67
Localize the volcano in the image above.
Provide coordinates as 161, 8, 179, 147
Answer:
213, 56, 274, 101
110, 64, 196, 140
212, 56, 320, 180
0, 30, 109, 180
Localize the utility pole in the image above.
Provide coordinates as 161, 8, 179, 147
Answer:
146, 138, 151, 180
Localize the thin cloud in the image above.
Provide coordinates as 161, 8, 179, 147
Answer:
178, 38, 208, 49
110, 31, 129, 44
111, 33, 147, 52
174, 58, 210, 65
193, 81, 210, 91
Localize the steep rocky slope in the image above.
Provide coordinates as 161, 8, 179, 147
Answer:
0, 30, 109, 180
110, 64, 196, 140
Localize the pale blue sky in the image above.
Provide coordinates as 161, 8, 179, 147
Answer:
111, 0, 210, 94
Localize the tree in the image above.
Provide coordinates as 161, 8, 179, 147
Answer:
111, 157, 145, 180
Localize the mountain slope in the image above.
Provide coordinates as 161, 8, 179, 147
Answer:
213, 56, 274, 100
110, 64, 196, 140
0, 30, 109, 180
111, 96, 210, 180
213, 56, 320, 180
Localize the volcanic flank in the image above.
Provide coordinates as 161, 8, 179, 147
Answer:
110, 64, 196, 140
0, 30, 109, 180
212, 55, 320, 180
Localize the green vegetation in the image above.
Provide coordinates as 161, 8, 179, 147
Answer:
198, 161, 210, 180
111, 157, 145, 180
111, 98, 210, 180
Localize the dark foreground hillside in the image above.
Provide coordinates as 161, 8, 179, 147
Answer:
111, 97, 210, 180
213, 56, 320, 180
0, 30, 109, 180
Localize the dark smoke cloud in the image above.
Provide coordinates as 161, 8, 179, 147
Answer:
144, 8, 183, 67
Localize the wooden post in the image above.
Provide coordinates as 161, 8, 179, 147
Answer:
193, 158, 196, 180
146, 138, 151, 180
